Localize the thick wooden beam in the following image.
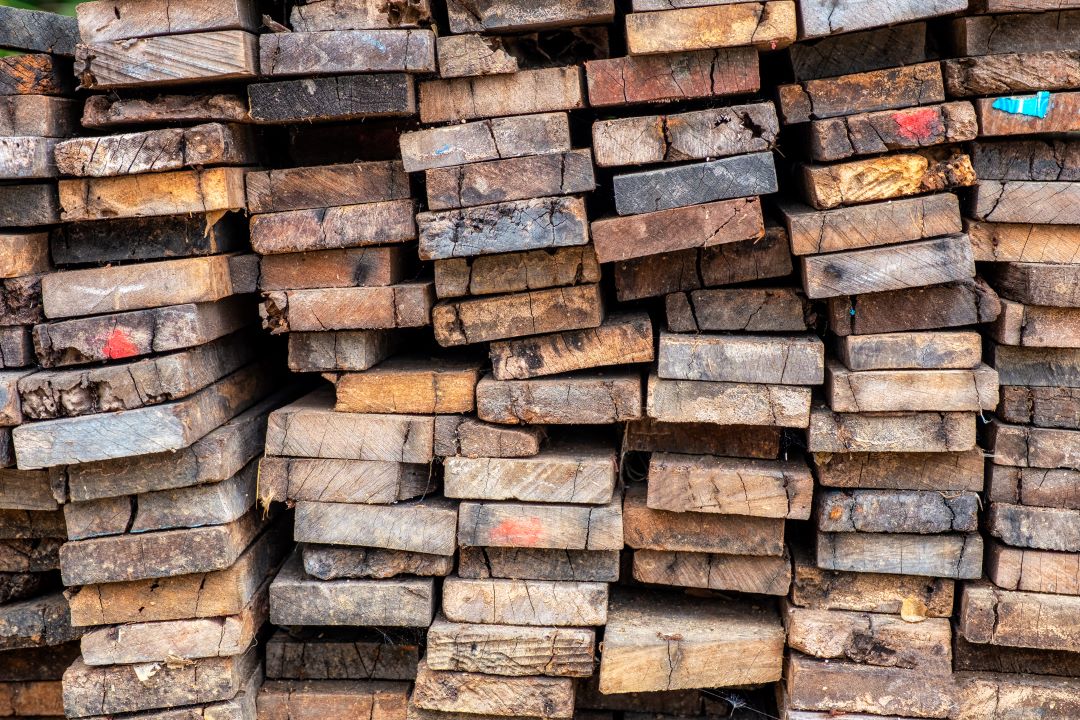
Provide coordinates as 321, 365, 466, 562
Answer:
433, 284, 603, 347
816, 532, 983, 579
624, 2, 796, 54
0, 6, 76, 55
433, 416, 544, 459
257, 679, 409, 720
332, 356, 480, 414
287, 330, 397, 373
814, 450, 985, 492
303, 543, 452, 580
81, 93, 250, 128
418, 66, 584, 123
441, 577, 608, 627
998, 386, 1080, 429
399, 112, 569, 172
293, 498, 457, 556
261, 283, 433, 334
986, 539, 1080, 595
989, 420, 1080, 470
632, 548, 791, 595
444, 444, 615, 504
646, 374, 811, 427
51, 213, 246, 266
778, 63, 946, 124
250, 201, 416, 255
818, 489, 979, 533
76, 31, 258, 89
787, 23, 927, 81
436, 247, 598, 299
827, 278, 1001, 337
412, 660, 575, 718
801, 150, 976, 210
457, 547, 619, 582
425, 150, 595, 210
258, 30, 435, 76
944, 50, 1080, 97
248, 74, 416, 123
457, 496, 623, 551
808, 102, 976, 162
75, 0, 258, 42
960, 581, 1080, 651
954, 11, 1080, 56
657, 332, 823, 385
611, 151, 777, 215
585, 47, 759, 106
825, 361, 998, 412
476, 371, 641, 424
838, 331, 982, 371
0, 95, 77, 137
0, 54, 72, 96
265, 630, 418, 681
808, 406, 977, 453
259, 456, 430, 506
59, 167, 247, 222
445, 0, 612, 33
427, 616, 594, 677
798, 0, 965, 37
987, 262, 1080, 306
666, 287, 809, 333
290, 0, 432, 30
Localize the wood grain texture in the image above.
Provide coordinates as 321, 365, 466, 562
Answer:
441, 577, 608, 627
51, 213, 246, 267
808, 102, 977, 162
598, 590, 783, 694
0, 5, 76, 55
987, 262, 1080, 307
976, 91, 1080, 136
0, 95, 76, 137
777, 62, 945, 124
624, 2, 796, 54
814, 449, 985, 492
816, 531, 983, 579
250, 200, 416, 255
799, 0, 965, 37
445, 0, 613, 33
612, 151, 777, 215
988, 502, 1080, 552
585, 47, 759, 106
646, 374, 811, 428
246, 161, 409, 213
990, 419, 1080, 470
954, 11, 1080, 56
825, 360, 998, 412
944, 51, 1080, 96
838, 331, 982, 371
0, 54, 72, 95
257, 679, 409, 720
0, 592, 78, 651
427, 616, 594, 677
289, 0, 433, 31
445, 443, 615, 504
817, 489, 979, 533
960, 581, 1080, 651
0, 184, 59, 228
76, 31, 258, 89
991, 343, 1080, 388
264, 631, 418, 681
294, 498, 457, 555
0, 137, 56, 180
81, 93, 250, 128
434, 416, 544, 459
997, 386, 1080, 429
986, 539, 1080, 595
287, 330, 396, 373
303, 544, 452, 580
333, 356, 480, 414
259, 456, 431, 505
632, 548, 791, 596
457, 496, 623, 551
828, 278, 1001, 337
412, 659, 574, 718
247, 74, 416, 123
435, 246, 598, 299
261, 283, 433, 334
0, 233, 48, 280
59, 167, 247, 222
808, 406, 977, 453
457, 547, 619, 582
433, 284, 602, 347
476, 371, 641, 425
425, 150, 595, 210
419, 66, 584, 123
666, 287, 809, 333
76, 0, 258, 42
258, 30, 435, 76
658, 332, 823, 385
801, 150, 976, 210
258, 247, 408, 291
399, 112, 569, 172
787, 23, 927, 81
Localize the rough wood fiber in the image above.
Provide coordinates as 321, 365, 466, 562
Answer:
412, 660, 575, 718
828, 279, 1001, 337
75, 0, 259, 42
787, 23, 927, 81
809, 102, 977, 162
837, 331, 982, 371
425, 150, 595, 210
987, 262, 1080, 307
665, 287, 809, 333
457, 547, 619, 582
646, 374, 811, 428
246, 161, 409, 213
0, 54, 72, 95
261, 283, 433, 334
303, 544, 452, 580
612, 151, 777, 215
293, 498, 457, 555
445, 0, 613, 33
290, 0, 433, 31
777, 62, 946, 124
287, 331, 397, 373
954, 11, 1080, 56
433, 284, 602, 347
476, 371, 641, 424
997, 386, 1080, 429
75, 31, 258, 89
419, 66, 584, 123
816, 532, 983, 579
801, 150, 977, 210
960, 581, 1080, 651
333, 356, 480, 414
248, 74, 416, 123
59, 167, 247, 222
259, 456, 431, 505
657, 332, 824, 385
944, 51, 1080, 96
457, 496, 623, 551
799, 0, 966, 37
81, 93, 250, 128
0, 95, 76, 136
632, 549, 792, 596
50, 213, 246, 266
399, 112, 570, 172
434, 416, 544, 459
258, 30, 436, 76
264, 631, 419, 681
257, 679, 409, 720
808, 406, 977, 452
825, 361, 998, 412
435, 246, 599, 299
817, 489, 979, 533
441, 578, 608, 627
624, 2, 797, 54
585, 47, 759, 106
985, 539, 1080, 595
812, 450, 985, 491
0, 5, 76, 54
426, 617, 594, 677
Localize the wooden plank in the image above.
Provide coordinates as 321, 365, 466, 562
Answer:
457, 496, 623, 551
18, 331, 253, 420
250, 201, 416, 255
433, 284, 603, 347
50, 213, 245, 266
970, 220, 1080, 264
412, 659, 574, 718
290, 0, 432, 31
814, 450, 985, 492
67, 520, 288, 626
67, 389, 279, 502
802, 150, 977, 210
76, 666, 262, 720
954, 634, 1080, 678
54, 123, 252, 178
76, 0, 258, 42
0, 274, 43, 328
294, 498, 456, 555
59, 167, 246, 222
998, 386, 1080, 429
14, 363, 272, 469
808, 102, 977, 162
838, 331, 982, 371
585, 47, 758, 107
425, 150, 595, 211
0, 6, 76, 55
433, 416, 544, 459
625, 485, 784, 555
954, 11, 1080, 56
611, 151, 777, 215
0, 184, 59, 228
970, 138, 1080, 182
665, 287, 808, 333
986, 262, 1080, 307
976, 91, 1080, 136
427, 616, 594, 677
787, 23, 927, 81
60, 508, 266, 586
592, 102, 777, 167
988, 463, 1080, 508
248, 74, 415, 123
657, 332, 823, 385
790, 547, 955, 616
632, 549, 791, 596
646, 374, 811, 428
332, 356, 479, 414
435, 246, 599, 299
33, 297, 248, 368
800, 0, 965, 36
246, 161, 408, 214
62, 648, 257, 718
0, 327, 32, 370
988, 502, 1080, 552
259, 248, 407, 291
265, 388, 434, 463
808, 406, 976, 452
944, 50, 1080, 97
303, 543, 452, 580
625, 2, 795, 54
417, 196, 588, 261
399, 112, 570, 173
457, 547, 619, 581
259, 456, 430, 506
990, 420, 1080, 470
973, 181, 1080, 224
0, 592, 78, 651
261, 283, 433, 334
0, 54, 72, 96
80, 580, 267, 665
991, 344, 1080, 388
592, 197, 764, 263
489, 312, 653, 380
0, 136, 56, 179
986, 539, 1080, 595
0, 233, 48, 280
419, 66, 584, 123
599, 590, 783, 694
783, 653, 954, 718
825, 360, 998, 412
257, 679, 409, 720
288, 331, 396, 373
785, 603, 952, 672
613, 224, 791, 302
441, 577, 608, 627
0, 95, 76, 136
816, 532, 983, 579
623, 418, 779, 458
996, 289, 1080, 344
828, 278, 1001, 337
445, 0, 612, 33
259, 30, 435, 76
476, 371, 640, 425
818, 489, 979, 533
0, 509, 64, 539
646, 453, 811, 519
960, 581, 1080, 651
76, 31, 257, 89
0, 466, 59, 511
82, 93, 250, 128
444, 443, 615, 504
778, 62, 946, 124
269, 551, 434, 627
265, 630, 418, 681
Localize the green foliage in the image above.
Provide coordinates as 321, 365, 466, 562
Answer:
0, 0, 78, 15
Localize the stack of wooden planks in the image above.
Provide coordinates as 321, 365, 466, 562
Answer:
0, 10, 81, 720
953, 0, 1080, 704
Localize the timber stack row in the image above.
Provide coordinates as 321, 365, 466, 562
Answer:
0, 0, 1079, 718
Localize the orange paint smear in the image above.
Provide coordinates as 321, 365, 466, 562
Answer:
102, 328, 139, 359
489, 517, 544, 546
894, 107, 941, 142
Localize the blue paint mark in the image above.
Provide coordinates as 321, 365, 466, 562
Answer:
433, 144, 453, 156
849, 308, 856, 316
992, 91, 1051, 118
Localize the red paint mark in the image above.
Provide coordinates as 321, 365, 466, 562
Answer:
490, 517, 544, 546
893, 107, 941, 142
102, 328, 138, 359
